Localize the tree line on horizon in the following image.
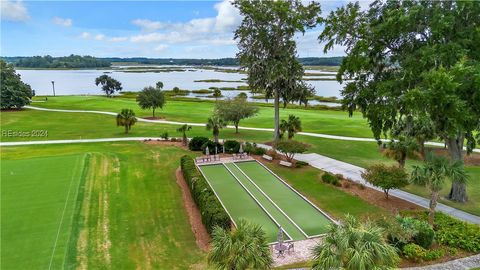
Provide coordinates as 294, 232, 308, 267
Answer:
2, 55, 343, 68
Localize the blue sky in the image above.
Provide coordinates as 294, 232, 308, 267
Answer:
1, 0, 357, 58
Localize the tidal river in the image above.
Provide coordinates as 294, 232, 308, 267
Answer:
17, 66, 344, 106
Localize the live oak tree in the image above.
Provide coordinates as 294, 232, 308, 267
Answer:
116, 109, 137, 134
0, 60, 33, 109
234, 0, 321, 141
319, 0, 480, 202
136, 86, 166, 118
215, 97, 259, 133
362, 164, 409, 199
95, 75, 122, 97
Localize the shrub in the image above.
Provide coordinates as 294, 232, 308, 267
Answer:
274, 140, 309, 162
188, 136, 209, 151
180, 155, 231, 234
397, 216, 435, 249
423, 249, 444, 261
403, 243, 427, 262
321, 172, 340, 186
160, 132, 169, 140
223, 140, 240, 153
402, 211, 480, 252
201, 140, 223, 154
295, 161, 308, 168
361, 164, 409, 199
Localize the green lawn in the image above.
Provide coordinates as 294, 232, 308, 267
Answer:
31, 95, 373, 137
263, 162, 387, 220
1, 154, 86, 270
1, 142, 207, 269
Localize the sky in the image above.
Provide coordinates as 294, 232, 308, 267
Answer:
0, 0, 366, 58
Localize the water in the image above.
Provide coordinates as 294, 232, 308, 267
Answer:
17, 66, 344, 106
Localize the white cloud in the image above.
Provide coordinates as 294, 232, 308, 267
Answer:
94, 34, 105, 41
1, 0, 30, 22
109, 36, 128, 42
131, 19, 166, 32
154, 44, 168, 52
52, 17, 72, 27
213, 0, 241, 33
79, 32, 91, 39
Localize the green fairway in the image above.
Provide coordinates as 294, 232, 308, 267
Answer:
235, 161, 332, 236
199, 161, 332, 241
30, 95, 373, 137
1, 142, 207, 269
1, 154, 86, 270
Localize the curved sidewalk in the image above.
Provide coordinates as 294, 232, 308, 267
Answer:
23, 106, 480, 153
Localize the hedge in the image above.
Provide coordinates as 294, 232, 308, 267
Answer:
180, 155, 231, 234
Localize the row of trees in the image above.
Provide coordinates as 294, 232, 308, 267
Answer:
12, 55, 111, 68
0, 60, 34, 109
234, 0, 478, 203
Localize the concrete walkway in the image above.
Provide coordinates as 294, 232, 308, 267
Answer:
23, 106, 480, 153
257, 144, 480, 225
403, 253, 480, 270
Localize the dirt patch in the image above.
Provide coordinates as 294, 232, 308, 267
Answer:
175, 168, 210, 251
143, 140, 188, 150
337, 180, 423, 214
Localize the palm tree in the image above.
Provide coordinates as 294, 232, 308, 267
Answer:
208, 219, 272, 270
177, 124, 192, 146
410, 153, 468, 224
279, 115, 302, 139
312, 215, 399, 270
116, 109, 137, 134
206, 115, 226, 143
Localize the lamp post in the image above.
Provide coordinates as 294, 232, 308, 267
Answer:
51, 81, 56, 96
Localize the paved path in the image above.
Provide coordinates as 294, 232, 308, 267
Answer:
23, 106, 480, 153
257, 144, 480, 225
403, 253, 480, 270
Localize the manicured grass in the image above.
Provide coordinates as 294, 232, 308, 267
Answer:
1, 142, 207, 269
199, 164, 282, 242
235, 161, 331, 236
31, 95, 373, 137
1, 154, 86, 270
2, 109, 479, 216
262, 162, 388, 220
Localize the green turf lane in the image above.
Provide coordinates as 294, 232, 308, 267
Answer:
1, 154, 86, 270
224, 163, 305, 240
199, 164, 280, 242
235, 161, 331, 236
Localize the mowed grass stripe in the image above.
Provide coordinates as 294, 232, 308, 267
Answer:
1, 154, 86, 270
199, 164, 279, 242
236, 161, 331, 236
224, 163, 305, 240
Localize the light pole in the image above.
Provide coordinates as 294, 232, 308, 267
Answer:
51, 81, 56, 96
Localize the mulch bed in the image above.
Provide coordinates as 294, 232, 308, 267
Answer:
175, 168, 210, 251
430, 147, 480, 166
142, 139, 189, 150
141, 116, 166, 120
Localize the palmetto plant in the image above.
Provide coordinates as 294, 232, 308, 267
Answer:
116, 109, 137, 134
208, 219, 272, 270
280, 114, 302, 139
312, 215, 399, 270
206, 115, 226, 143
410, 153, 468, 224
177, 124, 192, 146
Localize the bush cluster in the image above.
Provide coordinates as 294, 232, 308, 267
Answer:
180, 155, 231, 234
433, 212, 480, 252
295, 161, 309, 168
188, 137, 209, 151
201, 141, 223, 154
223, 140, 240, 153
244, 142, 266, 155
397, 216, 435, 249
403, 243, 445, 262
321, 172, 341, 186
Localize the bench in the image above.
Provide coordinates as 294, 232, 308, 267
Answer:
262, 154, 273, 161
279, 160, 293, 167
